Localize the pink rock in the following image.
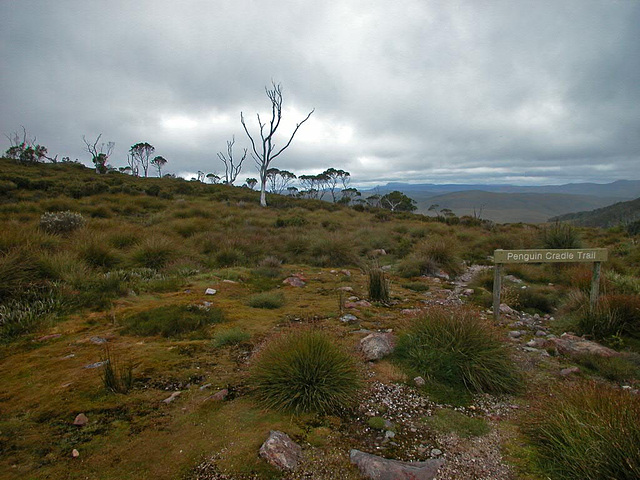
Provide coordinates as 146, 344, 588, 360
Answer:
162, 391, 181, 404
207, 388, 229, 402
36, 334, 62, 342
283, 277, 305, 287
73, 413, 88, 426
548, 334, 619, 358
259, 431, 302, 471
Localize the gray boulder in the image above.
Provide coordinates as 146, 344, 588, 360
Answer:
350, 449, 444, 480
360, 333, 394, 361
259, 430, 302, 471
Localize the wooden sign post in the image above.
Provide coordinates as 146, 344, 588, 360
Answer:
492, 248, 608, 321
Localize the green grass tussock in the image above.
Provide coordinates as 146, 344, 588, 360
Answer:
120, 304, 224, 337
251, 329, 361, 414
396, 307, 523, 394
523, 382, 640, 480
213, 327, 251, 347
247, 291, 285, 309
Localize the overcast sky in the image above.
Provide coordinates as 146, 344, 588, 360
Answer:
1, 0, 639, 186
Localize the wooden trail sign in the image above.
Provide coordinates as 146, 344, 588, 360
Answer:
492, 248, 608, 321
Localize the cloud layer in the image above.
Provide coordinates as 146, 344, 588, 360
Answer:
1, 0, 639, 185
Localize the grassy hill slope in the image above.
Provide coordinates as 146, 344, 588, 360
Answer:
550, 196, 640, 228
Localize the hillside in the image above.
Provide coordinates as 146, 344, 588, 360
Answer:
550, 196, 640, 228
412, 190, 623, 224
1, 158, 639, 479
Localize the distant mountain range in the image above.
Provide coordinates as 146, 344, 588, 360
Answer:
550, 196, 640, 228
365, 180, 640, 224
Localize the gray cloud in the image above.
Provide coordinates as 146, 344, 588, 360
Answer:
1, 0, 638, 186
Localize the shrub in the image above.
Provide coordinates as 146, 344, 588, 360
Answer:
308, 234, 356, 267
251, 330, 361, 414
100, 347, 134, 394
121, 304, 224, 337
397, 238, 461, 278
401, 281, 430, 292
213, 327, 251, 347
367, 264, 389, 303
541, 222, 582, 249
396, 307, 523, 394
523, 382, 640, 480
39, 211, 85, 235
254, 256, 282, 278
214, 247, 245, 268
247, 291, 285, 309
274, 216, 307, 228
602, 294, 640, 338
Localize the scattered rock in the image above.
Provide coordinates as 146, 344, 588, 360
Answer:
499, 304, 516, 315
535, 330, 547, 337
504, 275, 523, 284
548, 334, 619, 358
340, 314, 358, 323
90, 336, 107, 344
71, 449, 80, 458
414, 376, 426, 387
560, 367, 580, 376
204, 288, 217, 295
162, 391, 181, 404
340, 269, 352, 277
259, 430, 302, 471
283, 276, 306, 287
199, 383, 212, 390
84, 361, 107, 369
222, 279, 238, 284
372, 249, 387, 256
338, 286, 354, 292
462, 289, 474, 296
207, 389, 228, 402
430, 448, 442, 457
508, 330, 523, 338
346, 299, 372, 309
526, 338, 546, 348
73, 413, 88, 427
385, 430, 395, 439
36, 333, 62, 342
350, 449, 444, 480
360, 333, 395, 361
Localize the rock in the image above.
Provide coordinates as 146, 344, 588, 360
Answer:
84, 361, 107, 369
90, 336, 107, 344
350, 449, 444, 480
207, 388, 228, 402
508, 330, 524, 338
526, 338, 546, 348
372, 249, 387, 256
36, 333, 62, 342
340, 269, 352, 277
71, 449, 80, 458
162, 391, 181, 404
504, 275, 523, 283
499, 304, 516, 315
222, 279, 238, 284
462, 289, 474, 296
338, 286, 354, 292
199, 383, 212, 390
360, 333, 395, 361
548, 334, 619, 358
356, 300, 372, 307
259, 430, 302, 471
204, 288, 217, 295
381, 265, 392, 271
430, 448, 442, 457
385, 430, 395, 439
73, 413, 88, 427
414, 376, 426, 387
340, 314, 358, 323
535, 330, 547, 337
560, 367, 580, 376
283, 276, 305, 287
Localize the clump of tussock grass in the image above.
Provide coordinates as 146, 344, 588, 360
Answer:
573, 352, 640, 382
522, 381, 640, 480
100, 347, 135, 394
541, 222, 582, 249
254, 256, 282, 278
251, 329, 361, 414
367, 263, 389, 303
396, 307, 523, 394
247, 291, 285, 309
213, 327, 251, 347
308, 234, 356, 267
0, 250, 43, 301
397, 238, 461, 278
131, 235, 175, 269
121, 304, 224, 337
0, 290, 65, 340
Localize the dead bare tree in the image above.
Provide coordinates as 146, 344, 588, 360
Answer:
83, 134, 115, 174
5, 126, 56, 163
241, 82, 314, 207
217, 136, 247, 185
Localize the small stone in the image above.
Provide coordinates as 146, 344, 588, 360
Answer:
259, 430, 302, 471
509, 330, 523, 338
372, 249, 387, 256
90, 336, 107, 344
385, 430, 395, 438
199, 383, 212, 390
222, 279, 237, 284
340, 269, 352, 277
71, 449, 80, 458
73, 413, 88, 427
204, 288, 217, 295
162, 391, 181, 404
535, 330, 547, 337
84, 361, 107, 369
36, 333, 62, 342
283, 276, 305, 287
462, 289, 474, 296
500, 304, 516, 315
560, 367, 580, 376
207, 388, 228, 402
430, 448, 442, 457
338, 286, 354, 292
414, 376, 426, 387
340, 314, 358, 323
